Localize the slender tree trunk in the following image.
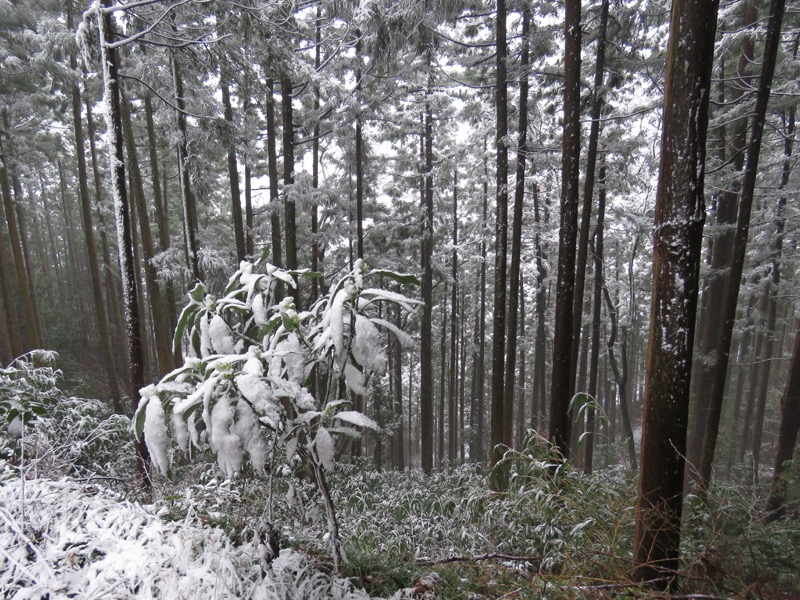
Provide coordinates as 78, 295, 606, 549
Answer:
585, 160, 606, 474
67, 3, 123, 411
549, 0, 582, 460
98, 0, 150, 484
632, 0, 718, 584
171, 53, 200, 282
121, 93, 173, 377
503, 5, 529, 455
697, 0, 786, 495
311, 7, 322, 301
571, 0, 608, 396
490, 0, 510, 476
515, 272, 527, 448
282, 78, 299, 304
393, 302, 404, 470
220, 74, 246, 263
420, 95, 435, 474
448, 174, 459, 465
686, 0, 756, 481
265, 78, 283, 271
0, 137, 39, 351
532, 183, 547, 433
473, 141, 489, 465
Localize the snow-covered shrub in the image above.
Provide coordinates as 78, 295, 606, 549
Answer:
0, 350, 133, 481
135, 253, 417, 568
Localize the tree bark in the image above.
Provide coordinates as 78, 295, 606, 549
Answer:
98, 0, 150, 484
490, 0, 509, 476
632, 0, 718, 584
220, 74, 246, 263
548, 0, 582, 460
265, 78, 283, 272
449, 172, 459, 465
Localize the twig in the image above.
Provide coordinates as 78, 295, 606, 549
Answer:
415, 552, 543, 566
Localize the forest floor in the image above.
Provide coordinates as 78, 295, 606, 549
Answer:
2, 436, 799, 599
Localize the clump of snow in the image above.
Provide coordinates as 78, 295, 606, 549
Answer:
352, 315, 387, 374
209, 396, 242, 478
143, 395, 170, 476
314, 426, 335, 471
209, 314, 235, 354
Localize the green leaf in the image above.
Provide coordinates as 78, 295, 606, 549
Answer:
133, 397, 148, 440
367, 270, 420, 286
189, 282, 206, 303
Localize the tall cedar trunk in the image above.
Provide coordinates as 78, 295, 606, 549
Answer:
393, 302, 404, 469
86, 98, 127, 366
459, 291, 467, 462
503, 6, 529, 453
490, 0, 509, 475
143, 93, 179, 358
515, 273, 527, 448
282, 79, 299, 307
448, 174, 458, 464
0, 171, 22, 358
472, 148, 488, 464
549, 0, 582, 460
438, 284, 447, 469
764, 321, 800, 520
584, 160, 606, 474
98, 0, 150, 483
11, 177, 44, 348
220, 75, 246, 263
686, 0, 756, 481
171, 54, 200, 282
632, 0, 718, 584
67, 1, 123, 412
532, 183, 547, 432
420, 93, 435, 474
311, 6, 322, 301
696, 0, 785, 494
58, 160, 91, 344
121, 93, 173, 377
352, 38, 365, 456
570, 0, 608, 396
265, 78, 283, 271
739, 313, 764, 461
355, 37, 364, 260
0, 140, 39, 351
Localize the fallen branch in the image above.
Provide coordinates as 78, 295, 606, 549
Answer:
415, 552, 543, 566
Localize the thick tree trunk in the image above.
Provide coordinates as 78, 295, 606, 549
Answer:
632, 0, 718, 585
393, 302, 404, 470
448, 173, 459, 465
548, 0, 582, 460
696, 0, 786, 495
265, 78, 283, 272
282, 79, 298, 297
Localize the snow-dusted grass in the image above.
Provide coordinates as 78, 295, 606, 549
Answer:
0, 462, 374, 599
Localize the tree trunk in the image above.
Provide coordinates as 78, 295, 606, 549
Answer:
420, 95, 435, 473
67, 2, 123, 412
438, 284, 447, 469
220, 74, 246, 263
503, 5, 529, 455
548, 0, 582, 460
265, 78, 283, 271
584, 160, 606, 474
764, 321, 800, 520
571, 0, 608, 397
282, 78, 299, 305
393, 302, 404, 470
532, 183, 547, 433
632, 0, 718, 584
686, 0, 756, 482
473, 141, 489, 465
696, 0, 786, 495
448, 173, 458, 465
490, 0, 509, 476
515, 272, 527, 448
171, 53, 201, 282
98, 0, 150, 484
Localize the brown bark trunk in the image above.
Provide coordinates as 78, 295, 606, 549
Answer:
420, 93, 435, 474
448, 173, 458, 465
548, 0, 582, 460
220, 75, 246, 263
632, 0, 718, 584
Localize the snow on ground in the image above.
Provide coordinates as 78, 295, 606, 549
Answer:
0, 462, 375, 599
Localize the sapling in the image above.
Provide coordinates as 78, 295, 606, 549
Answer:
135, 253, 417, 570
